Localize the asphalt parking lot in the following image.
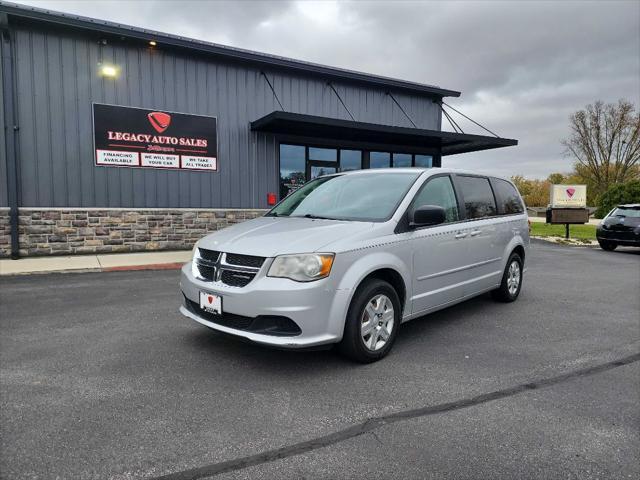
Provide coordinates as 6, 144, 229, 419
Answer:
1, 240, 639, 480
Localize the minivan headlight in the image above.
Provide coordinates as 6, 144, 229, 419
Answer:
191, 243, 201, 279
268, 253, 335, 282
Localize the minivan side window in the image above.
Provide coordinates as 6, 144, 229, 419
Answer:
411, 176, 460, 223
493, 178, 524, 215
457, 176, 497, 219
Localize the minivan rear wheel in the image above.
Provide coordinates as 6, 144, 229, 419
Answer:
339, 278, 401, 363
491, 253, 523, 303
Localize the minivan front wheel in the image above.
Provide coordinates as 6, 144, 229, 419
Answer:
339, 278, 401, 363
491, 253, 523, 303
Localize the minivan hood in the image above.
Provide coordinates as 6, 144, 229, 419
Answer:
197, 216, 374, 257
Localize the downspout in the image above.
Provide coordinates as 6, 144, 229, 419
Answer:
1, 13, 20, 258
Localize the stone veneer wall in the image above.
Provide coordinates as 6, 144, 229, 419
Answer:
0, 208, 11, 258
1, 208, 268, 258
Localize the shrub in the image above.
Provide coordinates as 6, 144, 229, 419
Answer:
595, 181, 640, 218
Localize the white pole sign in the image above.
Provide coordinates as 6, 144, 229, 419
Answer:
550, 185, 587, 208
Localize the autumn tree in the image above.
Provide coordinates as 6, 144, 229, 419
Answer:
562, 99, 640, 197
511, 175, 550, 207
547, 173, 566, 185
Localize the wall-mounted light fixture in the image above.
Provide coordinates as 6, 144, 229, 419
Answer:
149, 40, 157, 46
99, 64, 118, 78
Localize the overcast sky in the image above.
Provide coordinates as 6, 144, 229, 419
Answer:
14, 0, 640, 178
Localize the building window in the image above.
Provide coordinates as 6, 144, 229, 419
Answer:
414, 154, 433, 168
340, 150, 362, 171
279, 144, 306, 199
308, 147, 337, 161
279, 143, 436, 199
370, 151, 391, 169
393, 153, 412, 168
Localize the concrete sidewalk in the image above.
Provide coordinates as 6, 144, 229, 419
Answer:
0, 250, 191, 276
528, 216, 601, 225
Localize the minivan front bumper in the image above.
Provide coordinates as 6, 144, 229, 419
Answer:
179, 262, 350, 348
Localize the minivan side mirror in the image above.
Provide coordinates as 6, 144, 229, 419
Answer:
410, 205, 446, 228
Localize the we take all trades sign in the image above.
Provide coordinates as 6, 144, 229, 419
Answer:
93, 103, 217, 171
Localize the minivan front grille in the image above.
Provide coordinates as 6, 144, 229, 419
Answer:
197, 264, 216, 281
225, 253, 265, 269
198, 248, 220, 263
221, 269, 255, 287
195, 249, 264, 288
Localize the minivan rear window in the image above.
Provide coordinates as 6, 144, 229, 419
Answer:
493, 178, 524, 215
457, 176, 497, 219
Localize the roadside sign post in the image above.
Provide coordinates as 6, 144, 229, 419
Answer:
546, 185, 588, 240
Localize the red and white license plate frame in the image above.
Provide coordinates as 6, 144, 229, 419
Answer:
199, 291, 222, 315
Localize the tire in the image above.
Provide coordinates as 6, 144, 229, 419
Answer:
598, 240, 617, 251
491, 253, 523, 303
338, 278, 401, 363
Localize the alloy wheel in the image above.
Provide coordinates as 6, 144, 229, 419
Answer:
360, 294, 394, 351
507, 260, 521, 296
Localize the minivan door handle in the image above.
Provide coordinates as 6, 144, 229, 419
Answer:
454, 232, 468, 239
470, 230, 481, 237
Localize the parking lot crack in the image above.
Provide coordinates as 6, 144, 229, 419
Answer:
369, 431, 385, 446
149, 352, 640, 480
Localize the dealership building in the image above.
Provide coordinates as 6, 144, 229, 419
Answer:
0, 1, 517, 259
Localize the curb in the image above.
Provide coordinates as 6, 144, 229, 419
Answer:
102, 263, 185, 272
0, 262, 185, 276
1, 268, 103, 276
530, 236, 599, 248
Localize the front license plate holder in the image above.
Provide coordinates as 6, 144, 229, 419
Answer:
199, 291, 222, 315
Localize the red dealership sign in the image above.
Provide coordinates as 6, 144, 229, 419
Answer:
93, 103, 218, 171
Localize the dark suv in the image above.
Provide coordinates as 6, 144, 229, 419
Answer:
596, 204, 640, 251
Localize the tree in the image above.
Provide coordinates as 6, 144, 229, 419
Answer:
595, 180, 640, 218
547, 173, 565, 185
562, 100, 640, 198
511, 175, 550, 207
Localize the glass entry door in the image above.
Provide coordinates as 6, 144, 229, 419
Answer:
306, 147, 338, 180
308, 161, 337, 180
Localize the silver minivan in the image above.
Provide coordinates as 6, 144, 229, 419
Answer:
179, 168, 529, 362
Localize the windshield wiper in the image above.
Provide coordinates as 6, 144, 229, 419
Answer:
293, 214, 337, 220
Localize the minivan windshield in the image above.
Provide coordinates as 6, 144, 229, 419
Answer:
268, 172, 420, 221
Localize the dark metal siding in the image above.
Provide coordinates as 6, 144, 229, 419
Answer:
4, 22, 440, 208
0, 38, 8, 207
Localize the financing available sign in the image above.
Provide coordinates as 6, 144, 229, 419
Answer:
93, 103, 217, 171
550, 184, 587, 208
